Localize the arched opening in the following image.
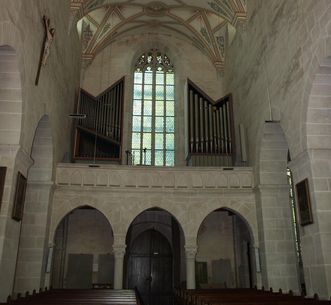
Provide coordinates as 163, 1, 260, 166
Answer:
196, 208, 255, 289
125, 208, 185, 305
14, 115, 53, 293
51, 206, 114, 289
257, 122, 302, 293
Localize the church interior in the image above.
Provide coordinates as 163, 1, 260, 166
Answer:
0, 0, 331, 304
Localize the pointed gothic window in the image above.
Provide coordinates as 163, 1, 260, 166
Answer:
131, 50, 175, 166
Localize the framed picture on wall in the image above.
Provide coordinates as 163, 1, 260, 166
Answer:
12, 172, 27, 221
0, 167, 7, 211
295, 178, 313, 226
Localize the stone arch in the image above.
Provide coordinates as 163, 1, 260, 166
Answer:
257, 122, 300, 292
51, 205, 114, 289
123, 205, 186, 244
187, 201, 258, 247
14, 115, 54, 293
197, 207, 255, 247
50, 199, 111, 243
196, 207, 256, 288
52, 204, 113, 242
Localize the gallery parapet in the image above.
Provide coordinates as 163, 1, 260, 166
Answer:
56, 163, 254, 190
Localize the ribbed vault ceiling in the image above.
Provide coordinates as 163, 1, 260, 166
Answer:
71, 0, 247, 69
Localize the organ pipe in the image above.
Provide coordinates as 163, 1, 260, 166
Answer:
74, 78, 124, 160
187, 80, 235, 161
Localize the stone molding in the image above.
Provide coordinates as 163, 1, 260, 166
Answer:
56, 164, 254, 190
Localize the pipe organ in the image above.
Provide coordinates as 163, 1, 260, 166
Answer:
73, 78, 124, 161
187, 80, 235, 166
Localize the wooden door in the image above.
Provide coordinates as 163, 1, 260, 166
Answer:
127, 230, 173, 305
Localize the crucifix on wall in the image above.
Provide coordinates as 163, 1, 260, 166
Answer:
35, 15, 55, 86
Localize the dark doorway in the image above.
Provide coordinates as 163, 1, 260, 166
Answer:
127, 229, 173, 305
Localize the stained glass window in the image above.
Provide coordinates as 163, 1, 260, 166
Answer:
131, 49, 175, 166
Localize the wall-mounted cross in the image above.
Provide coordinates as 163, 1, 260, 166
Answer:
35, 15, 55, 86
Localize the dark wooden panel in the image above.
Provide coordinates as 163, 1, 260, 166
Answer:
66, 254, 93, 289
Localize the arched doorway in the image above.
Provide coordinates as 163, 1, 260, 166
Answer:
127, 229, 172, 305
196, 208, 254, 289
51, 206, 114, 289
125, 208, 185, 305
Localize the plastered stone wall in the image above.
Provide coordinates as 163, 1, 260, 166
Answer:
82, 32, 225, 166
225, 0, 331, 298
0, 0, 81, 301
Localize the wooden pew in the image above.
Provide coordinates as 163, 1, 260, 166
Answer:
175, 288, 331, 305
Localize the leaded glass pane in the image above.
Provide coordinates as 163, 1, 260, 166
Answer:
144, 100, 152, 116
166, 73, 174, 85
134, 85, 142, 99
142, 149, 152, 165
132, 50, 175, 167
165, 150, 174, 166
133, 100, 142, 115
134, 72, 143, 84
132, 133, 141, 149
156, 72, 164, 85
143, 117, 152, 132
143, 133, 152, 149
166, 101, 174, 116
166, 134, 174, 149
155, 133, 164, 149
155, 117, 164, 132
132, 116, 141, 132
156, 100, 164, 116
132, 149, 141, 165
166, 85, 174, 100
144, 85, 153, 99
166, 117, 174, 133
144, 72, 153, 85
155, 150, 164, 166
155, 85, 164, 100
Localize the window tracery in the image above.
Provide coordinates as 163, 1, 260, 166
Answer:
131, 49, 175, 166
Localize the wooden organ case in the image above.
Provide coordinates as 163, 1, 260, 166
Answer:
187, 80, 236, 166
73, 78, 124, 162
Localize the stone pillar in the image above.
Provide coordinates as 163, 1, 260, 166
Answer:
289, 150, 331, 299
113, 244, 126, 289
185, 246, 197, 289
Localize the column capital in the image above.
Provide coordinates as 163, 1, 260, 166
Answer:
185, 245, 197, 259
113, 244, 126, 257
